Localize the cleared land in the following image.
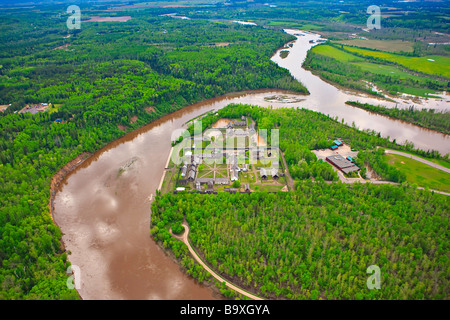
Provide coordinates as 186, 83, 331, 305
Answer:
336, 39, 414, 53
343, 46, 450, 78
383, 153, 450, 193
312, 45, 363, 62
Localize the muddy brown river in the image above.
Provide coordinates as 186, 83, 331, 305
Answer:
53, 29, 449, 300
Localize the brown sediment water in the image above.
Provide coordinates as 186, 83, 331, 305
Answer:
52, 29, 449, 301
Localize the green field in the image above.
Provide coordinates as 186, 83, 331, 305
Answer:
384, 153, 450, 193
399, 87, 443, 99
352, 61, 422, 79
384, 149, 450, 170
312, 45, 363, 62
343, 46, 450, 78
266, 21, 324, 31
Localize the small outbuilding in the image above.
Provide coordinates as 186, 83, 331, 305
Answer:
260, 168, 267, 180
333, 140, 343, 147
271, 168, 279, 179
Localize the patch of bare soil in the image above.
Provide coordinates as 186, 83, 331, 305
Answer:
145, 106, 155, 113
53, 44, 70, 50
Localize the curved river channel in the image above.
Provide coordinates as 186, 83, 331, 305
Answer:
53, 29, 449, 300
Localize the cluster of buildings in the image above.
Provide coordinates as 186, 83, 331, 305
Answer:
18, 103, 49, 115
326, 140, 360, 174
226, 117, 251, 136
230, 154, 249, 181
326, 155, 359, 174
173, 116, 285, 194
329, 139, 343, 151
260, 167, 279, 180
179, 155, 201, 183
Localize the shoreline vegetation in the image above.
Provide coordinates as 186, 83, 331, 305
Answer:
346, 101, 450, 135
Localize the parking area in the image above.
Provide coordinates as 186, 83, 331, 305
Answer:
312, 144, 359, 162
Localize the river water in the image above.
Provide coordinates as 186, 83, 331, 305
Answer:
52, 29, 449, 300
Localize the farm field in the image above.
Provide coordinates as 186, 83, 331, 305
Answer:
342, 46, 450, 78
335, 39, 414, 53
311, 44, 363, 62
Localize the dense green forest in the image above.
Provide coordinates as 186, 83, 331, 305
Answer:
346, 101, 450, 135
151, 182, 449, 299
0, 7, 306, 299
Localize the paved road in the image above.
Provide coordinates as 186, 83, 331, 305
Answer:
384, 149, 450, 174
172, 222, 263, 300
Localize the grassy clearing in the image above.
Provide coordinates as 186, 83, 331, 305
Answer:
47, 103, 61, 114
266, 20, 303, 29
251, 184, 284, 192
400, 87, 443, 99
265, 21, 324, 31
335, 39, 414, 53
352, 61, 419, 79
343, 46, 450, 78
384, 153, 450, 192
312, 44, 363, 62
385, 149, 450, 169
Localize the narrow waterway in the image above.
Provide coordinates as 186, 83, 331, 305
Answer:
52, 29, 449, 300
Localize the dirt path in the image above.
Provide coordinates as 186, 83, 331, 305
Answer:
172, 222, 264, 300
384, 149, 450, 174
279, 150, 295, 190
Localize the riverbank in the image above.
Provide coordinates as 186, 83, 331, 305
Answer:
49, 152, 92, 223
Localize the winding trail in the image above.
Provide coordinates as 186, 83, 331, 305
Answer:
280, 150, 295, 190
171, 222, 264, 300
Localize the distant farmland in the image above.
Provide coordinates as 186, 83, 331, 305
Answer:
335, 39, 414, 53
343, 46, 450, 78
